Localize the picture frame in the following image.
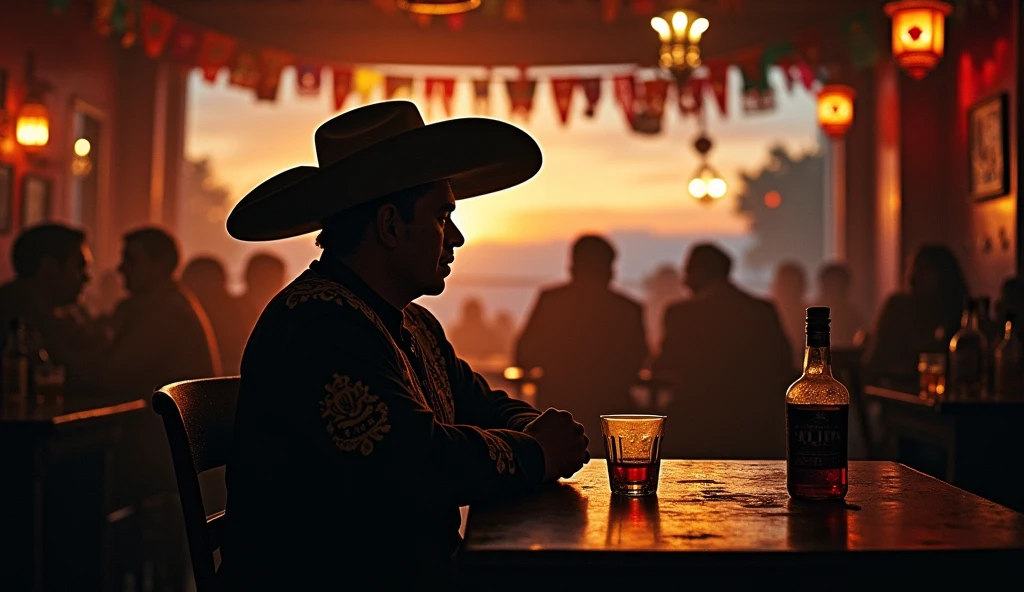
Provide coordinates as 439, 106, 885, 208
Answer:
22, 174, 51, 227
967, 92, 1010, 201
0, 163, 12, 234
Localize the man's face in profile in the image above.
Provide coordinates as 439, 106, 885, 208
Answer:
391, 182, 465, 298
46, 244, 92, 307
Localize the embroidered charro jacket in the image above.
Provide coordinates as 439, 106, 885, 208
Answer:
219, 258, 545, 587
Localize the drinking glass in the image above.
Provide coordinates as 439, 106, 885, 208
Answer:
600, 414, 665, 496
917, 353, 946, 402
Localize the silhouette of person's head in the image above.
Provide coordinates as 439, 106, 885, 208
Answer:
460, 297, 486, 325
683, 243, 731, 294
772, 261, 807, 302
1000, 277, 1024, 320
11, 224, 91, 307
244, 252, 286, 305
906, 244, 967, 306
494, 310, 514, 333
119, 227, 179, 295
182, 257, 228, 303
571, 235, 616, 287
819, 263, 852, 301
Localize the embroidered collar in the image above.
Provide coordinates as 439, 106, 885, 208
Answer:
308, 258, 405, 341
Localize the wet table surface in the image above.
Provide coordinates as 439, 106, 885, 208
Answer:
462, 460, 1024, 577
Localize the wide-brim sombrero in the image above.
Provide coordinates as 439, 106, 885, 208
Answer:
225, 100, 543, 241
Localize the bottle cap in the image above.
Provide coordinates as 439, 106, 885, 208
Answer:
806, 306, 830, 321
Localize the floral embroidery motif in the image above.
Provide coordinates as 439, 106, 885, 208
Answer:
320, 374, 391, 456
404, 305, 455, 424
480, 431, 516, 475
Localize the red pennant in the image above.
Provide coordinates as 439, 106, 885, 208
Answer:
678, 78, 705, 116
140, 1, 176, 59
93, 0, 115, 37
505, 77, 538, 120
295, 63, 323, 96
256, 49, 292, 102
612, 75, 637, 126
197, 30, 238, 82
229, 47, 261, 90
795, 29, 823, 73
705, 60, 730, 116
166, 22, 201, 64
332, 67, 353, 111
424, 77, 457, 117
631, 0, 655, 15
472, 78, 491, 115
600, 0, 621, 23
385, 76, 414, 99
579, 78, 602, 118
642, 79, 670, 119
550, 78, 577, 126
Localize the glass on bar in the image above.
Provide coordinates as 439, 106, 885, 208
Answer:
600, 414, 665, 496
918, 353, 946, 402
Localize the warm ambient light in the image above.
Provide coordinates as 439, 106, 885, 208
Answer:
397, 0, 481, 15
883, 0, 953, 80
503, 366, 524, 381
817, 85, 856, 139
765, 190, 782, 209
74, 138, 91, 157
16, 100, 49, 148
650, 9, 709, 83
688, 165, 726, 203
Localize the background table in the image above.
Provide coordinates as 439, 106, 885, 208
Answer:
462, 460, 1024, 587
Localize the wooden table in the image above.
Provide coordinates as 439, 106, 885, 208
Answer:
864, 385, 1024, 512
462, 460, 1024, 587
0, 400, 147, 591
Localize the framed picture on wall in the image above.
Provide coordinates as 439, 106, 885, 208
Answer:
0, 163, 12, 234
967, 92, 1010, 201
22, 174, 51, 228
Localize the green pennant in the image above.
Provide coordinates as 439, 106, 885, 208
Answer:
111, 0, 128, 34
843, 11, 878, 71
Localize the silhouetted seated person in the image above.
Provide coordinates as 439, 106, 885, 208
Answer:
653, 243, 795, 459
449, 297, 504, 360
0, 224, 102, 378
515, 235, 648, 457
814, 262, 866, 349
864, 244, 968, 388
238, 251, 286, 334
772, 260, 809, 367
995, 276, 1024, 326
75, 228, 220, 403
218, 102, 587, 588
182, 256, 249, 375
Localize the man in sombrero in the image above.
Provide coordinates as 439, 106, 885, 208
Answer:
217, 101, 589, 588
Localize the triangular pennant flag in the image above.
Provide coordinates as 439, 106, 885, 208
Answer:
735, 46, 769, 92
93, 0, 116, 36
795, 29, 824, 74
111, 0, 130, 34
612, 75, 637, 126
472, 78, 491, 115
229, 46, 262, 90
256, 49, 292, 102
332, 67, 353, 111
705, 60, 729, 116
295, 63, 323, 96
120, 0, 140, 48
642, 79, 670, 119
504, 0, 526, 23
579, 78, 602, 118
166, 21, 202, 65
600, 0, 622, 23
140, 2, 177, 59
505, 77, 538, 121
424, 77, 457, 118
678, 78, 705, 117
353, 68, 384, 104
385, 76, 414, 99
550, 79, 578, 126
197, 30, 239, 83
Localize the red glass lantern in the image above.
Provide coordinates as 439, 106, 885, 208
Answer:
397, 0, 480, 15
884, 0, 953, 80
817, 85, 856, 139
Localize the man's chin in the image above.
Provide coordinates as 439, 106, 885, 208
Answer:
422, 279, 445, 297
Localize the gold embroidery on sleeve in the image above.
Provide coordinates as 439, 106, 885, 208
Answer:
404, 306, 455, 424
480, 432, 516, 475
321, 374, 391, 456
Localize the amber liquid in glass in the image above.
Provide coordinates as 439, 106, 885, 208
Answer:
607, 459, 661, 495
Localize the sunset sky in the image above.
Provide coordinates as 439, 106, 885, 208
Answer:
183, 64, 821, 326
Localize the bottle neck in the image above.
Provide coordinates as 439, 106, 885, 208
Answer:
803, 329, 833, 377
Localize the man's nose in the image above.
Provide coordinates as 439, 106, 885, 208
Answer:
446, 219, 466, 248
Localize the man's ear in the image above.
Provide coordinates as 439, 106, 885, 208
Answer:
376, 204, 402, 248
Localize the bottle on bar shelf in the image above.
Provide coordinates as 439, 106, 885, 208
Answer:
1, 317, 32, 419
786, 306, 849, 501
994, 311, 1023, 399
948, 298, 988, 401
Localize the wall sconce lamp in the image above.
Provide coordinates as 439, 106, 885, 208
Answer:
16, 52, 52, 152
883, 0, 953, 80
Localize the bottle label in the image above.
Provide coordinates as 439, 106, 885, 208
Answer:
786, 404, 848, 469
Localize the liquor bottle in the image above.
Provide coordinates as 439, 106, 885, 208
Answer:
786, 306, 849, 501
994, 312, 1023, 399
1, 317, 32, 419
949, 298, 988, 401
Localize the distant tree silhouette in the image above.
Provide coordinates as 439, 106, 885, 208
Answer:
178, 157, 243, 279
735, 145, 826, 273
